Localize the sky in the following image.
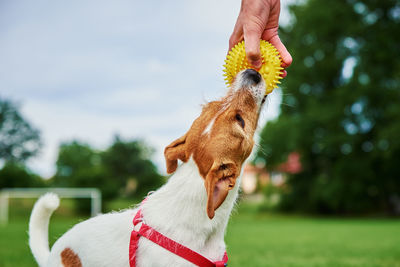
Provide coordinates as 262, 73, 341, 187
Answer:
0, 0, 293, 178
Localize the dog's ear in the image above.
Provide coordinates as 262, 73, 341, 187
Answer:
164, 133, 189, 174
204, 161, 238, 219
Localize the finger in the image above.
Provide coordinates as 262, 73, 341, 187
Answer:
244, 27, 263, 69
229, 32, 244, 52
229, 21, 244, 51
267, 34, 293, 68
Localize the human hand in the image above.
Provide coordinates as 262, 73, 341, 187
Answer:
229, 0, 292, 76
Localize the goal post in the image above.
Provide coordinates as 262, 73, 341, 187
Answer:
0, 187, 102, 225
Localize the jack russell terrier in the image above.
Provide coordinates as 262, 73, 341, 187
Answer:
29, 69, 268, 267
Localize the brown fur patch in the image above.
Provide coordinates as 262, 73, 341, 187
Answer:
61, 248, 82, 267
164, 85, 261, 218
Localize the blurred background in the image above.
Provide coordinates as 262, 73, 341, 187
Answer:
1, 0, 400, 266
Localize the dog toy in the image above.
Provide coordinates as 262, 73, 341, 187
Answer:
223, 40, 283, 95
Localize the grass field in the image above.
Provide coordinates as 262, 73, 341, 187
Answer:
1, 199, 399, 267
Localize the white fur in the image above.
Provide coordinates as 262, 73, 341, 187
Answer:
29, 158, 241, 267
29, 193, 60, 267
202, 117, 216, 135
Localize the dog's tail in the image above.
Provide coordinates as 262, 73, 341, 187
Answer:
29, 193, 60, 267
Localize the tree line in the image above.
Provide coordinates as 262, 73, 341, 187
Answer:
0, 97, 163, 212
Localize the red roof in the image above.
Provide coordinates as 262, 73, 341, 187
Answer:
278, 152, 302, 174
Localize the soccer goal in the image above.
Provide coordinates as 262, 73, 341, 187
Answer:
0, 187, 102, 225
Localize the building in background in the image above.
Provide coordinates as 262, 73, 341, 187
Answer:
241, 152, 302, 194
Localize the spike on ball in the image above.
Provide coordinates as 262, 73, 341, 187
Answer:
223, 40, 283, 95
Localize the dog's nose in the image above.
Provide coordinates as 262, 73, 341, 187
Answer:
243, 69, 261, 84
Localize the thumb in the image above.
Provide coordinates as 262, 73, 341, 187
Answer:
244, 27, 262, 69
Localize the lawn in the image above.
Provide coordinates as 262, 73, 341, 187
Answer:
1, 199, 399, 267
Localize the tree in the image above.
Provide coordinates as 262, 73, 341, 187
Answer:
0, 162, 45, 189
53, 141, 117, 213
256, 0, 400, 214
53, 137, 163, 212
0, 98, 41, 162
101, 136, 163, 197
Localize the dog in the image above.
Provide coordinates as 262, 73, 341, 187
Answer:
29, 69, 267, 267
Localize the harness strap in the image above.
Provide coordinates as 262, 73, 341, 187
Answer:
129, 207, 228, 267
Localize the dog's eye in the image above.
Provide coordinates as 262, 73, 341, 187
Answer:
235, 113, 245, 128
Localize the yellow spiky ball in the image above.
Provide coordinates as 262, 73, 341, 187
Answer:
223, 40, 283, 95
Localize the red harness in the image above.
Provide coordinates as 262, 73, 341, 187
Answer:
129, 204, 228, 267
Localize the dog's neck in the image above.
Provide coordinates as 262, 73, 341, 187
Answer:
141, 158, 241, 259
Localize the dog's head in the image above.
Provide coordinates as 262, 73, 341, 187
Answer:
164, 69, 266, 219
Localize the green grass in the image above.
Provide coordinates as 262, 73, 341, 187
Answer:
226, 207, 400, 266
1, 199, 399, 267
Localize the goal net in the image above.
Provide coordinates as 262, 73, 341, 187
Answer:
0, 187, 102, 225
